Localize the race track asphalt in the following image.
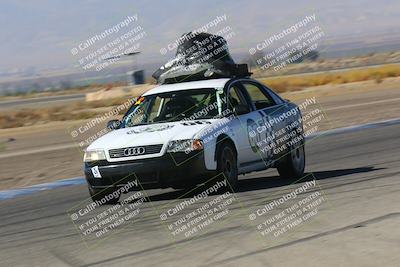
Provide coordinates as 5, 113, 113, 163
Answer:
1, 122, 399, 267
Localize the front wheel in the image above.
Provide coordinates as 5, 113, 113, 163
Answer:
88, 185, 120, 205
217, 143, 238, 192
277, 142, 305, 180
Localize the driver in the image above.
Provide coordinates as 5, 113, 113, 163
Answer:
157, 96, 196, 120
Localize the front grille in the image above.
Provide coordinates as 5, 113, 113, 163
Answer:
109, 144, 163, 158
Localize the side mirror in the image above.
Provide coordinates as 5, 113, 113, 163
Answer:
233, 104, 250, 115
107, 120, 121, 130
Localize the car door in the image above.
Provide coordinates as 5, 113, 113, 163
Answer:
240, 80, 290, 166
224, 80, 265, 167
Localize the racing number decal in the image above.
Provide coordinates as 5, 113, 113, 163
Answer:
247, 119, 262, 153
247, 113, 275, 162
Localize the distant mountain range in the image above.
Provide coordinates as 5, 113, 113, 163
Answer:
0, 0, 399, 94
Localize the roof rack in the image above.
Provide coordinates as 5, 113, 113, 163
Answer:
152, 32, 252, 84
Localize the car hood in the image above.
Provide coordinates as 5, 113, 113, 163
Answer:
87, 120, 217, 151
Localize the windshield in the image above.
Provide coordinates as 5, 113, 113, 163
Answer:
121, 88, 224, 128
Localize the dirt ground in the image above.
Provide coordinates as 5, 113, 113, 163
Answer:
0, 77, 399, 190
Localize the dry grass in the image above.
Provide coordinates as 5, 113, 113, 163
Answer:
259, 64, 400, 93
1, 64, 399, 129
71, 97, 130, 109
0, 97, 132, 129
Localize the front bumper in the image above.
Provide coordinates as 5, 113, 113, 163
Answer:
84, 151, 214, 189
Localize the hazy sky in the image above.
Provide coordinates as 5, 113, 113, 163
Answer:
0, 0, 399, 72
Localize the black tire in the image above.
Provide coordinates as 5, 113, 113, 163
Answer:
277, 140, 305, 180
88, 186, 120, 205
217, 142, 238, 192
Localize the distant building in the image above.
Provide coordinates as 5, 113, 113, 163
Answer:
127, 70, 145, 85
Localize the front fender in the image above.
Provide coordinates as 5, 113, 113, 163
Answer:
195, 119, 237, 170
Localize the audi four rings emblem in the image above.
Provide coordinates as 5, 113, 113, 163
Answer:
123, 147, 146, 156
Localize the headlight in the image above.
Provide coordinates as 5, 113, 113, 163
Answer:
167, 139, 204, 153
83, 150, 106, 162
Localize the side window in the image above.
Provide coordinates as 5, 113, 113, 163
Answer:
265, 86, 285, 104
227, 84, 248, 112
242, 82, 275, 110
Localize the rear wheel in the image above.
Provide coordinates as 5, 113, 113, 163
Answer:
217, 143, 238, 192
88, 186, 120, 205
277, 141, 305, 180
